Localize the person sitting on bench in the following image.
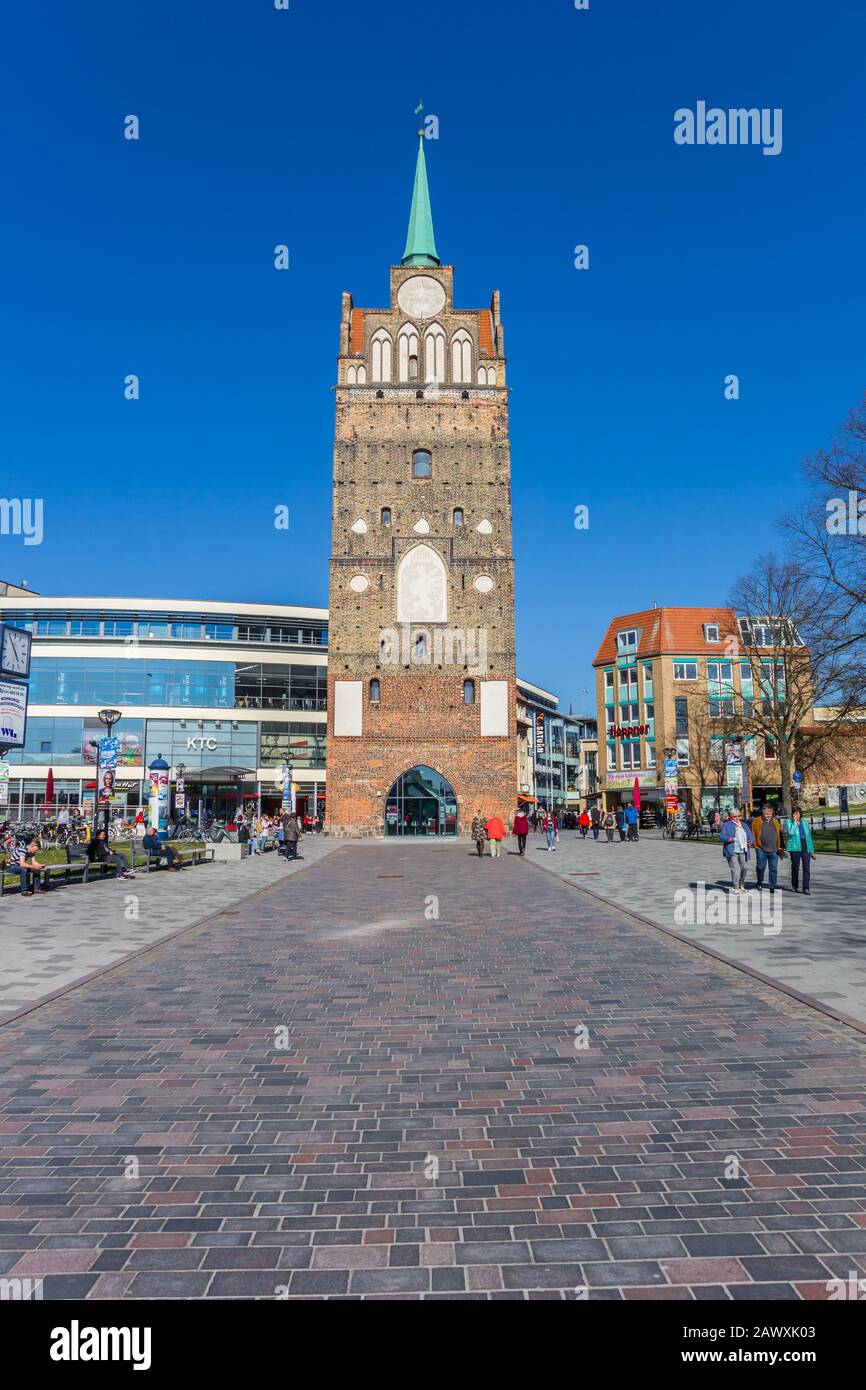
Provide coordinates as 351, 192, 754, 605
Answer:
87, 828, 136, 879
142, 827, 182, 870
11, 839, 50, 895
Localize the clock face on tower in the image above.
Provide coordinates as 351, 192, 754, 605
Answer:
1, 625, 31, 679
396, 275, 446, 320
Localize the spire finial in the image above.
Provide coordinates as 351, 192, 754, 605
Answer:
402, 113, 440, 268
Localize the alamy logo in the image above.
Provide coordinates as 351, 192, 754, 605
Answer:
49, 1320, 152, 1371
674, 883, 781, 936
826, 491, 866, 535
0, 1276, 43, 1300
0, 497, 43, 546
674, 102, 782, 156
379, 624, 487, 672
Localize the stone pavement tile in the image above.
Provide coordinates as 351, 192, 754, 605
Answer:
0, 841, 864, 1301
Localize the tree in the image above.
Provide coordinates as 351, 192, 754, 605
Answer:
728, 554, 860, 815
785, 394, 866, 702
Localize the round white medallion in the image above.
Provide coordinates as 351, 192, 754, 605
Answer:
474, 575, 495, 594
397, 275, 446, 320
349, 575, 370, 594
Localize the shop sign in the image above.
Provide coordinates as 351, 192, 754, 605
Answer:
665, 794, 678, 812
0, 761, 9, 807
610, 723, 649, 739
664, 758, 678, 778
535, 712, 545, 755
606, 770, 656, 789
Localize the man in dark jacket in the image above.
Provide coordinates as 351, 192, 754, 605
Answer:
282, 812, 301, 859
615, 806, 626, 842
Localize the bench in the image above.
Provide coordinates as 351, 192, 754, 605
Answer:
142, 844, 216, 873
0, 845, 120, 895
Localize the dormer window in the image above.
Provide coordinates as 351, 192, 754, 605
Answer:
616, 629, 638, 653
412, 450, 432, 479
704, 623, 720, 643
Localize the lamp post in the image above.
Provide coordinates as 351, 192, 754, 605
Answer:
95, 707, 121, 839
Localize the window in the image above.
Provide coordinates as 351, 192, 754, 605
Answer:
764, 737, 778, 761
102, 620, 134, 638
622, 742, 641, 770
369, 678, 381, 704
675, 697, 689, 737
453, 508, 464, 527
69, 619, 101, 636
619, 703, 639, 723
415, 633, 427, 659
643, 663, 653, 698
463, 679, 475, 705
673, 660, 698, 681
425, 324, 446, 383
617, 629, 638, 653
381, 507, 392, 526
603, 670, 615, 702
371, 329, 392, 383
707, 660, 735, 717
450, 329, 472, 383
412, 450, 432, 479
35, 619, 68, 636
677, 736, 690, 768
645, 702, 655, 738
606, 740, 616, 771
398, 325, 420, 381
704, 623, 721, 643
646, 743, 657, 769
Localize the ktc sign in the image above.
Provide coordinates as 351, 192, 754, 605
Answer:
186, 736, 218, 752
610, 723, 649, 739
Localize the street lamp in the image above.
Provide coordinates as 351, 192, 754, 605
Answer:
94, 707, 122, 838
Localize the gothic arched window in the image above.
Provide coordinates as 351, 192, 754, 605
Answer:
451, 329, 472, 384
398, 325, 420, 381
425, 324, 446, 384
371, 330, 392, 383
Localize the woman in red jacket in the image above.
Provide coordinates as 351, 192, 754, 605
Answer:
512, 808, 529, 856
485, 813, 506, 858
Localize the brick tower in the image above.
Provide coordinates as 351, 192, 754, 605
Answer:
326, 132, 517, 836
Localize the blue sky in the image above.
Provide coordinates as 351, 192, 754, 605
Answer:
2, 0, 864, 712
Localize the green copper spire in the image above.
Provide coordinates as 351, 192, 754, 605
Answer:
402, 132, 440, 268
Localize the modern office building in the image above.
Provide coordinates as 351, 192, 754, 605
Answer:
516, 679, 597, 811
0, 594, 328, 822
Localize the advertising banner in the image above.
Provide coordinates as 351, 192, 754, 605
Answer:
535, 712, 545, 755
0, 761, 9, 807
175, 774, 186, 812
98, 736, 119, 802
606, 770, 657, 789
0, 679, 28, 748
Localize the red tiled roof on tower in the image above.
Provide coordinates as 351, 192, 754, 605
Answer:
593, 607, 739, 665
478, 310, 494, 357
349, 309, 365, 355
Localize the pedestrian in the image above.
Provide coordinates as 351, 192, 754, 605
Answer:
88, 828, 136, 880
590, 804, 601, 840
142, 826, 183, 870
258, 815, 271, 854
485, 811, 506, 858
512, 806, 529, 856
750, 802, 783, 895
11, 839, 49, 895
624, 802, 639, 841
719, 807, 753, 893
783, 806, 816, 895
470, 809, 487, 858
602, 808, 616, 842
542, 809, 558, 852
282, 811, 300, 859
578, 809, 590, 838
615, 806, 626, 841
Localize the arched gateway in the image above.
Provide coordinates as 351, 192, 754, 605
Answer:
384, 766, 457, 836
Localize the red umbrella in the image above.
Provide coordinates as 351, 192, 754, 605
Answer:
45, 767, 55, 814
633, 776, 641, 812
